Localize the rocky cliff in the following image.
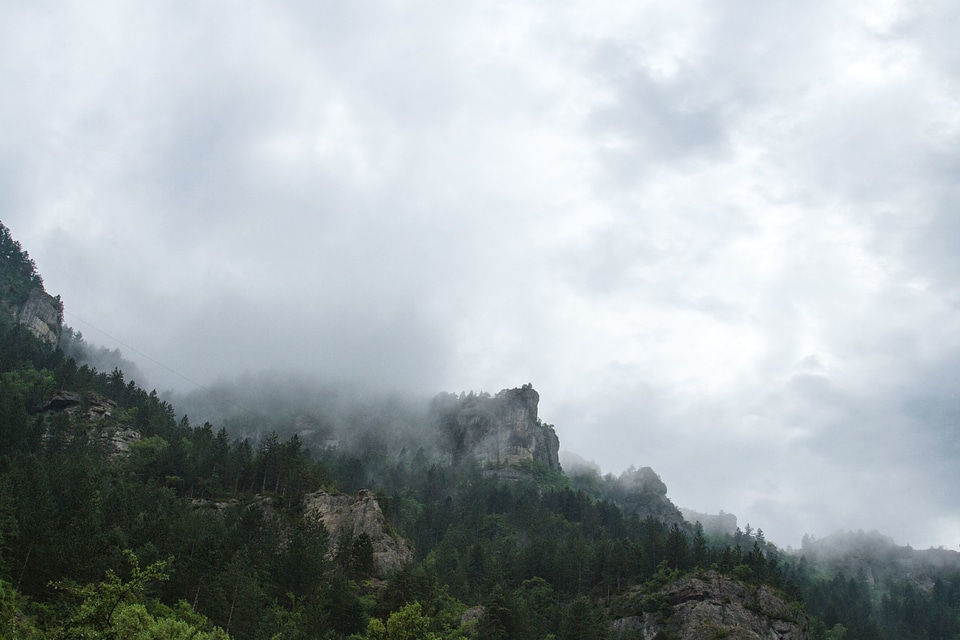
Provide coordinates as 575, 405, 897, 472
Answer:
611, 571, 808, 639
4, 288, 61, 345
432, 384, 561, 470
611, 466, 686, 527
302, 489, 414, 579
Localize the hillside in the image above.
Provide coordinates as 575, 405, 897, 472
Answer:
3, 221, 960, 640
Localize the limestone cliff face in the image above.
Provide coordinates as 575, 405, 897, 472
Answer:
611, 571, 808, 640
302, 489, 414, 579
7, 289, 61, 345
433, 384, 561, 470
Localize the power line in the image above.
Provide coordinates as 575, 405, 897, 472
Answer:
61, 310, 259, 424
64, 310, 207, 391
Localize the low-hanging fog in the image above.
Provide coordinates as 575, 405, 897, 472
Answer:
3, 1, 959, 550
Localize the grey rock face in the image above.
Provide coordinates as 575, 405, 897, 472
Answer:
303, 489, 414, 579
433, 384, 561, 470
612, 572, 808, 640
613, 466, 686, 527
13, 289, 61, 345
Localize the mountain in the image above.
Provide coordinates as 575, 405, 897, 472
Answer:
797, 530, 960, 584
0, 223, 62, 346
4, 220, 960, 640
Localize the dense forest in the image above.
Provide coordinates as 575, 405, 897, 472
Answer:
2, 221, 960, 639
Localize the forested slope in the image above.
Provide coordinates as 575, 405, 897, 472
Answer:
2, 221, 960, 639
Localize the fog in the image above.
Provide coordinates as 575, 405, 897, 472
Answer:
3, 1, 960, 549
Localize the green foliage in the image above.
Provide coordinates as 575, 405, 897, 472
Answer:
49, 550, 228, 639
560, 595, 607, 640
0, 578, 46, 639
1, 221, 956, 639
0, 222, 44, 308
514, 458, 570, 491
825, 623, 848, 640
366, 602, 436, 640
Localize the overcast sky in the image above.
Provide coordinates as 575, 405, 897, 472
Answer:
3, 1, 959, 550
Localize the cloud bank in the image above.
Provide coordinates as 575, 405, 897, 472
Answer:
2, 0, 959, 549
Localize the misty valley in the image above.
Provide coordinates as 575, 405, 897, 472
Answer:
3, 219, 960, 639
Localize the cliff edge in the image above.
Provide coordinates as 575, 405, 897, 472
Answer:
432, 383, 561, 470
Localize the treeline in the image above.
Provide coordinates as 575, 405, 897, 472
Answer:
784, 554, 960, 640
0, 223, 46, 306
3, 221, 960, 638
3, 325, 960, 638
0, 314, 795, 639
0, 324, 356, 637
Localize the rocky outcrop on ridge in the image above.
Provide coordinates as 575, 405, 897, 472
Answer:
604, 466, 686, 527
432, 384, 561, 470
611, 571, 808, 639
303, 489, 414, 579
4, 288, 62, 345
681, 508, 739, 537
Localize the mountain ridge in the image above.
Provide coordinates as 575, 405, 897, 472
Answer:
5, 220, 960, 640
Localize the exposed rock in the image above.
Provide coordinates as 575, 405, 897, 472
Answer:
303, 489, 414, 579
107, 426, 142, 458
40, 391, 118, 420
608, 466, 686, 527
681, 508, 739, 538
12, 289, 61, 345
38, 391, 138, 458
460, 606, 485, 627
41, 390, 82, 413
433, 384, 561, 470
191, 498, 241, 514
611, 571, 808, 640
619, 465, 669, 495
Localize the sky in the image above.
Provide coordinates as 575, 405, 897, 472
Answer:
2, 0, 959, 550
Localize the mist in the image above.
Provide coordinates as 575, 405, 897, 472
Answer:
4, 1, 960, 550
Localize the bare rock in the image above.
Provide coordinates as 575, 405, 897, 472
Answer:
433, 384, 561, 470
303, 489, 414, 579
41, 391, 82, 413
13, 289, 61, 345
106, 426, 142, 458
612, 571, 808, 640
39, 391, 138, 458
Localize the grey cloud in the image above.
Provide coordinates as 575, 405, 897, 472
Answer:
3, 1, 960, 550
588, 53, 732, 177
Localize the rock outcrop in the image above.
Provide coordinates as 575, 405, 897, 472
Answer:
303, 489, 414, 579
611, 571, 808, 639
432, 384, 561, 470
603, 466, 686, 527
4, 288, 61, 345
37, 390, 141, 457
680, 508, 739, 537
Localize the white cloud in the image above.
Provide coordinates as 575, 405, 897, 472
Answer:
2, 0, 959, 548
